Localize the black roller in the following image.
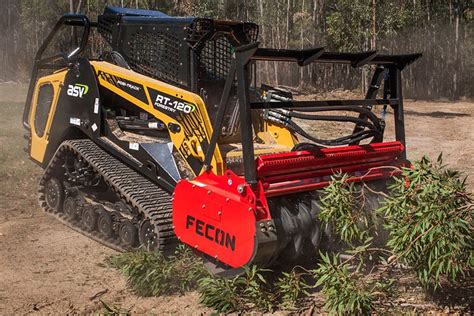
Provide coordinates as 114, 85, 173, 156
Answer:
82, 205, 98, 231
119, 220, 138, 247
63, 196, 79, 221
44, 177, 64, 211
97, 207, 114, 238
139, 220, 159, 250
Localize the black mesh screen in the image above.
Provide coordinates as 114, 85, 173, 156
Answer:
97, 13, 259, 90
34, 84, 54, 138
97, 14, 119, 46
190, 19, 259, 81
128, 30, 181, 86
199, 35, 233, 80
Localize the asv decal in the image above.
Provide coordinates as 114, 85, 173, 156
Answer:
154, 93, 195, 114
67, 84, 89, 98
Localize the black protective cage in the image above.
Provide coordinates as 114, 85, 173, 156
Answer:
202, 42, 421, 185
24, 7, 422, 188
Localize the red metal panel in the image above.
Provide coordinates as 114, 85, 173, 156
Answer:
256, 141, 405, 196
172, 170, 264, 268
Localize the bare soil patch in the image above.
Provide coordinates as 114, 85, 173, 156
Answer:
0, 83, 472, 314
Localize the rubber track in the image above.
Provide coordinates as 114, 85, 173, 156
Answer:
38, 139, 176, 252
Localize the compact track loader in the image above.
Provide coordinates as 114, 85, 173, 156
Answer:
23, 6, 421, 276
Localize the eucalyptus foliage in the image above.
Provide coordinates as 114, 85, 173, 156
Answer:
198, 274, 247, 313
379, 155, 474, 287
319, 173, 374, 245
198, 265, 274, 313
108, 244, 206, 296
275, 268, 311, 309
314, 251, 375, 315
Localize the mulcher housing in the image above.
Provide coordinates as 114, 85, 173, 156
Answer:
23, 6, 421, 275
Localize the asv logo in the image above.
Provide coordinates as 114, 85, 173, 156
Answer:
67, 84, 89, 98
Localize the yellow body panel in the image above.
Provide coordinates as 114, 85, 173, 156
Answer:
91, 61, 225, 175
29, 61, 296, 174
258, 121, 298, 148
29, 70, 67, 163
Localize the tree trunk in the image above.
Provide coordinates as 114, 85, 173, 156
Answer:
371, 0, 376, 50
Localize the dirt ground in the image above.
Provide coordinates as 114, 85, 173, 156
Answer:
0, 83, 472, 314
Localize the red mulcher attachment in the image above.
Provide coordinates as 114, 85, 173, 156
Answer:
257, 141, 406, 197
172, 141, 406, 274
173, 42, 420, 275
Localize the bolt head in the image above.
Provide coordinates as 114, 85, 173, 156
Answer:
227, 179, 233, 186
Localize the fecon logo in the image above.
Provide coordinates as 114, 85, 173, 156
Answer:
186, 215, 236, 251
67, 84, 89, 98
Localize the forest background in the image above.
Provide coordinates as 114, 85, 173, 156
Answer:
1, 0, 473, 99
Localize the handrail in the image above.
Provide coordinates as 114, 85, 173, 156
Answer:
23, 14, 91, 131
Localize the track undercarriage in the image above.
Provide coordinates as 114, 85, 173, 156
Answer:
39, 139, 176, 252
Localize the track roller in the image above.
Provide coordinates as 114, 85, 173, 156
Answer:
119, 220, 139, 247
97, 207, 114, 238
63, 196, 80, 221
82, 205, 99, 232
139, 220, 159, 250
45, 177, 64, 212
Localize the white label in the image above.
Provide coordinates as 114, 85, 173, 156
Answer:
148, 122, 158, 129
91, 123, 98, 132
69, 117, 81, 126
94, 98, 99, 114
129, 143, 139, 151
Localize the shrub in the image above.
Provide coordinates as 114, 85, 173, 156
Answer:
319, 173, 374, 245
379, 155, 474, 287
198, 265, 274, 312
108, 155, 473, 314
314, 251, 376, 315
108, 244, 206, 296
198, 273, 247, 313
275, 268, 311, 309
